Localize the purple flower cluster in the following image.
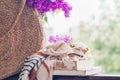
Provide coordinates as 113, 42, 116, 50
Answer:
49, 35, 72, 43
26, 0, 72, 17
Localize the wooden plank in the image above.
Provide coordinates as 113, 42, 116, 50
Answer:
53, 67, 102, 76
3, 73, 120, 80
89, 74, 120, 80
53, 75, 89, 80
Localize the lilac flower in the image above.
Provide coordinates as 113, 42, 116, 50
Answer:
49, 36, 56, 43
26, 0, 34, 7
63, 35, 72, 43
49, 35, 72, 43
26, 0, 72, 17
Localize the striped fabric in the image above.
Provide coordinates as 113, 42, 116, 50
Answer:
18, 55, 46, 80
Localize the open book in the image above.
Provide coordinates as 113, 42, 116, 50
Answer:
53, 66, 102, 76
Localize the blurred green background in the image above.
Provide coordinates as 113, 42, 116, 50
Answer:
72, 0, 120, 74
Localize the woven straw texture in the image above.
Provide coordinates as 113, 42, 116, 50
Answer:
0, 0, 44, 79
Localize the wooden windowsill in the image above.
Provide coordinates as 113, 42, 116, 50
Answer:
89, 74, 120, 80
4, 73, 120, 80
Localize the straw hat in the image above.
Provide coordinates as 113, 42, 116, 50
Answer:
0, 0, 44, 79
